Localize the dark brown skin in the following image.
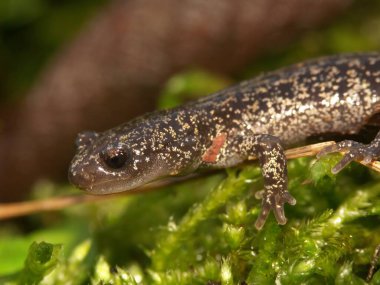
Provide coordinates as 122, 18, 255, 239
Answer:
69, 53, 380, 230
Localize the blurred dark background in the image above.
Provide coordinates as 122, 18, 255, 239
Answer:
0, 0, 379, 202
0, 0, 105, 102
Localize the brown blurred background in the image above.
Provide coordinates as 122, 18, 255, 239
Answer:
1, 0, 380, 202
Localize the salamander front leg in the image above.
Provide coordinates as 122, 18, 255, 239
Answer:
253, 135, 296, 230
317, 131, 380, 174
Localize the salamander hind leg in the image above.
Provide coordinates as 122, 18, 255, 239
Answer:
252, 135, 296, 230
317, 131, 380, 174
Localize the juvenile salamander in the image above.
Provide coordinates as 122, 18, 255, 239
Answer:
69, 53, 380, 230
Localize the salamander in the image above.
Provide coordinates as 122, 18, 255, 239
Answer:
68, 53, 380, 230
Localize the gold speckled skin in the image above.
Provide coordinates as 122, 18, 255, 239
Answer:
69, 53, 380, 229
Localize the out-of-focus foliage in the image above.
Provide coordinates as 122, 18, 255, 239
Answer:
240, 0, 380, 79
19, 241, 62, 284
157, 70, 231, 110
0, 0, 105, 102
1, 0, 380, 284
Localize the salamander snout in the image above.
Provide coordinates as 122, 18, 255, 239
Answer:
68, 121, 182, 194
68, 130, 108, 192
68, 163, 97, 191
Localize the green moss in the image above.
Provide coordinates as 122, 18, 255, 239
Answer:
19, 241, 62, 285
1, 1, 380, 283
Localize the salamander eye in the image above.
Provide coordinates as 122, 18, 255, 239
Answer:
101, 148, 129, 169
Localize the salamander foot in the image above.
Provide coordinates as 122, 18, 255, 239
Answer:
254, 190, 296, 230
317, 140, 380, 174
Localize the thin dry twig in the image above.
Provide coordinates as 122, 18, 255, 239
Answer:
367, 244, 380, 282
0, 175, 197, 220
1, 141, 379, 220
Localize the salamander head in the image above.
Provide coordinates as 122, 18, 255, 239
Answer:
68, 126, 171, 194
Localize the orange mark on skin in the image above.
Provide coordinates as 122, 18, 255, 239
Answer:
202, 133, 227, 163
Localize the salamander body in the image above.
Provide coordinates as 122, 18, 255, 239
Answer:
69, 53, 380, 229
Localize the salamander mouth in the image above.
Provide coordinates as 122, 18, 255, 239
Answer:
71, 173, 196, 195
68, 164, 147, 194
68, 162, 170, 195
75, 178, 144, 195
